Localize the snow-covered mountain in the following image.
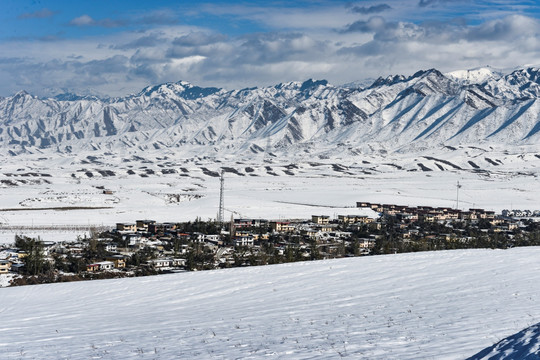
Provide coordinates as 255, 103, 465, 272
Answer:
3, 67, 540, 157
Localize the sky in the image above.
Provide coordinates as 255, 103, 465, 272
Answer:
1, 0, 540, 97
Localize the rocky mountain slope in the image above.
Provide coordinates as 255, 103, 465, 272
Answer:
2, 67, 540, 157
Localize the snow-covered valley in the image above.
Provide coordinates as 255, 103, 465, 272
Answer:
0, 143, 539, 244
1, 247, 540, 359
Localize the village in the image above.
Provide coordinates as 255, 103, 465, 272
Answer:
1, 202, 540, 286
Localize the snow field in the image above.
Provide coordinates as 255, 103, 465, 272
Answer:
1, 247, 540, 359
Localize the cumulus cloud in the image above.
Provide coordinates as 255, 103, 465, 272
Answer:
2, 2, 540, 99
466, 14, 540, 41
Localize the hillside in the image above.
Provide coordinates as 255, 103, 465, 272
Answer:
3, 68, 540, 158
1, 248, 540, 359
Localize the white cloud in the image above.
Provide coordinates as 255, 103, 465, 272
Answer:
2, 3, 540, 97
69, 15, 96, 26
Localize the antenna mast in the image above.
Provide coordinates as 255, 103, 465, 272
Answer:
456, 181, 462, 210
218, 170, 225, 223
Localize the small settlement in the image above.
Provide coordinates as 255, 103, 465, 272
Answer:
1, 203, 540, 284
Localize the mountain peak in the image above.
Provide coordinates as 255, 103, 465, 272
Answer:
446, 66, 503, 84
300, 79, 328, 92
13, 90, 30, 97
139, 81, 221, 100
369, 74, 406, 88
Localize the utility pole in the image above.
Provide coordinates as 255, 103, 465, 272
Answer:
218, 170, 225, 224
456, 181, 462, 210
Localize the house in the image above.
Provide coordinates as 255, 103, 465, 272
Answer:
314, 224, 336, 232
204, 234, 222, 246
172, 258, 186, 267
356, 202, 371, 208
191, 232, 206, 243
234, 219, 254, 228
87, 261, 115, 271
97, 261, 115, 271
396, 213, 419, 222
148, 222, 177, 234
369, 204, 383, 212
146, 259, 172, 268
136, 219, 156, 231
86, 263, 100, 272
338, 215, 374, 224
270, 221, 295, 232
358, 238, 376, 249
0, 260, 11, 274
105, 243, 118, 253
312, 215, 330, 225
116, 223, 137, 232
459, 212, 478, 221
234, 235, 254, 247
106, 255, 126, 268
234, 218, 269, 228
419, 212, 437, 222
302, 229, 320, 239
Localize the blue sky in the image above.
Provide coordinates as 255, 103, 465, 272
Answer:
1, 0, 540, 97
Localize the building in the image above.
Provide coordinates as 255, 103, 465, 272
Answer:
148, 222, 177, 234
146, 259, 172, 268
105, 243, 118, 253
87, 261, 115, 272
338, 215, 374, 224
0, 260, 11, 274
312, 215, 330, 225
136, 219, 156, 231
234, 219, 254, 228
116, 223, 137, 232
234, 235, 254, 247
106, 255, 126, 268
270, 221, 295, 232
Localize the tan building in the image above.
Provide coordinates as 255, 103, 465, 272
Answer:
311, 215, 330, 225
270, 221, 295, 232
106, 255, 126, 268
338, 215, 374, 224
116, 223, 137, 232
0, 260, 11, 274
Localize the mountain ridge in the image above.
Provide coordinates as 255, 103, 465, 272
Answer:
2, 67, 540, 157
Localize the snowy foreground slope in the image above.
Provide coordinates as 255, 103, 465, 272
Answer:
2, 248, 540, 359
